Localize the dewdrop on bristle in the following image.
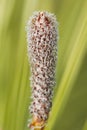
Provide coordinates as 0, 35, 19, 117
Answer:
26, 11, 58, 130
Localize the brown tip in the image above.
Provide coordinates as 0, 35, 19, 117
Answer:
29, 117, 45, 130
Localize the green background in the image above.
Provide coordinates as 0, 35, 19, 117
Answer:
0, 0, 87, 130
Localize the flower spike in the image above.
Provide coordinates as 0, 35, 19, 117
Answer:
26, 11, 58, 130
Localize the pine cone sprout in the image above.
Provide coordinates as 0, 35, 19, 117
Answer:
26, 11, 58, 130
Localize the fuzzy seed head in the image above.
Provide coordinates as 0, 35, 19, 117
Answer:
26, 11, 58, 129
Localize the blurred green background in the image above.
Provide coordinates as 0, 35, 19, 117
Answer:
0, 0, 87, 130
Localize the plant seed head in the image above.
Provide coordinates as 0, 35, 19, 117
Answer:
26, 11, 59, 129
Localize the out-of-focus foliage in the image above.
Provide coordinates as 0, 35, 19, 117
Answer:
0, 0, 87, 130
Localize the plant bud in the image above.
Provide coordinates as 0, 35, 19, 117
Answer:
26, 11, 58, 130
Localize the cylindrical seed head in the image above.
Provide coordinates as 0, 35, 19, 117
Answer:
26, 11, 58, 130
